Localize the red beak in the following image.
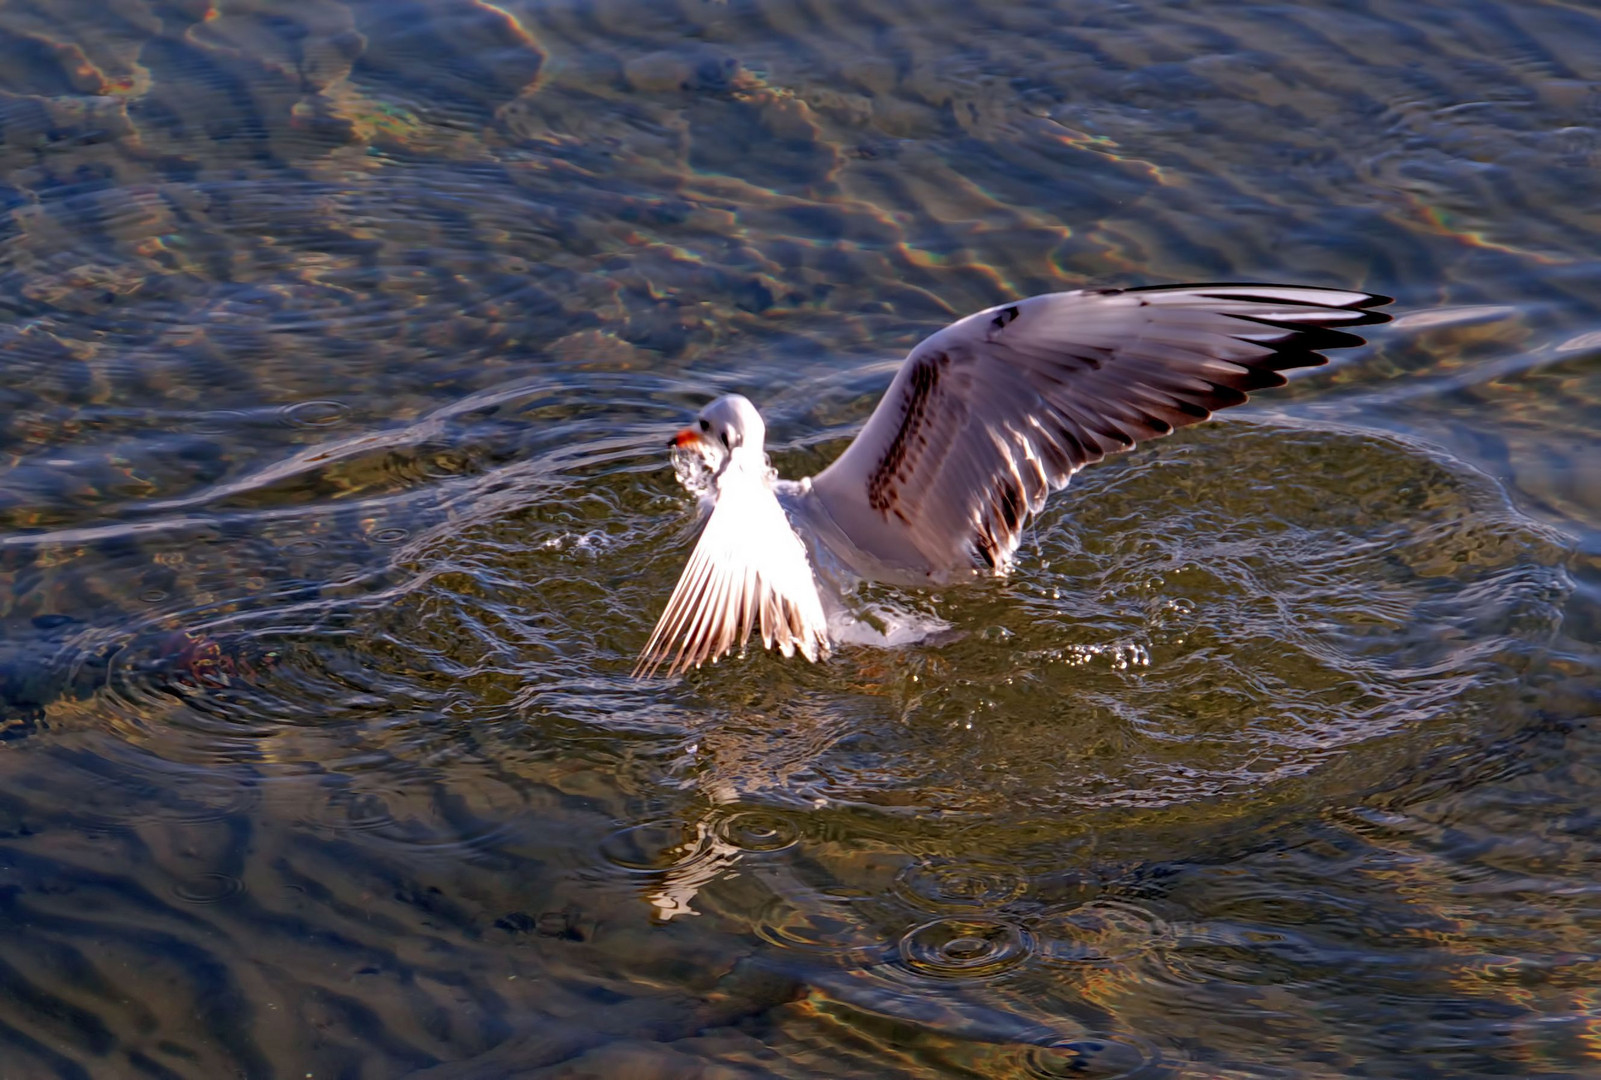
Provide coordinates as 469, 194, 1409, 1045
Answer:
672, 427, 705, 448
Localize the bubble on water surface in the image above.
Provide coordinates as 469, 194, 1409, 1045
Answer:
896, 916, 1035, 980
716, 808, 801, 852
171, 872, 247, 904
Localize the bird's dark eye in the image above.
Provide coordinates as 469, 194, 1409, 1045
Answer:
699, 419, 711, 432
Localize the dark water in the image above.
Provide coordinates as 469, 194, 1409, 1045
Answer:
0, 0, 1598, 1076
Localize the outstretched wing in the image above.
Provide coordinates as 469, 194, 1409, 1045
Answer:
805, 283, 1391, 579
635, 470, 830, 678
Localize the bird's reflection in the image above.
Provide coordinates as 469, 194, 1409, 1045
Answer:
628, 690, 866, 920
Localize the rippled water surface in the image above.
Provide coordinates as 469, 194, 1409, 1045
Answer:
1, 0, 1599, 1076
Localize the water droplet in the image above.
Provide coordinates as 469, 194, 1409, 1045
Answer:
370, 527, 409, 544
282, 538, 324, 557
282, 400, 351, 428
897, 916, 1033, 979
1020, 1033, 1161, 1078
716, 809, 799, 852
172, 873, 246, 904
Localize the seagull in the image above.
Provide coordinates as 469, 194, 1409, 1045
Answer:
635, 283, 1391, 678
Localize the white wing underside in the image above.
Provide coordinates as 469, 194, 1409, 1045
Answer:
634, 467, 830, 678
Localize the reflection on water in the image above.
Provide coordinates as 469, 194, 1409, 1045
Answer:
0, 0, 1598, 1076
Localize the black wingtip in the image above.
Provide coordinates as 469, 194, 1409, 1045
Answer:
1126, 282, 1395, 313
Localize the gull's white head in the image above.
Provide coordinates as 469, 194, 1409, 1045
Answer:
672, 393, 766, 472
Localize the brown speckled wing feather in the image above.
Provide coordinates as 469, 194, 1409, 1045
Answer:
806, 284, 1391, 578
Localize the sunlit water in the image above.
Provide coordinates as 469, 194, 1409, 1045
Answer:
0, 0, 1598, 1076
